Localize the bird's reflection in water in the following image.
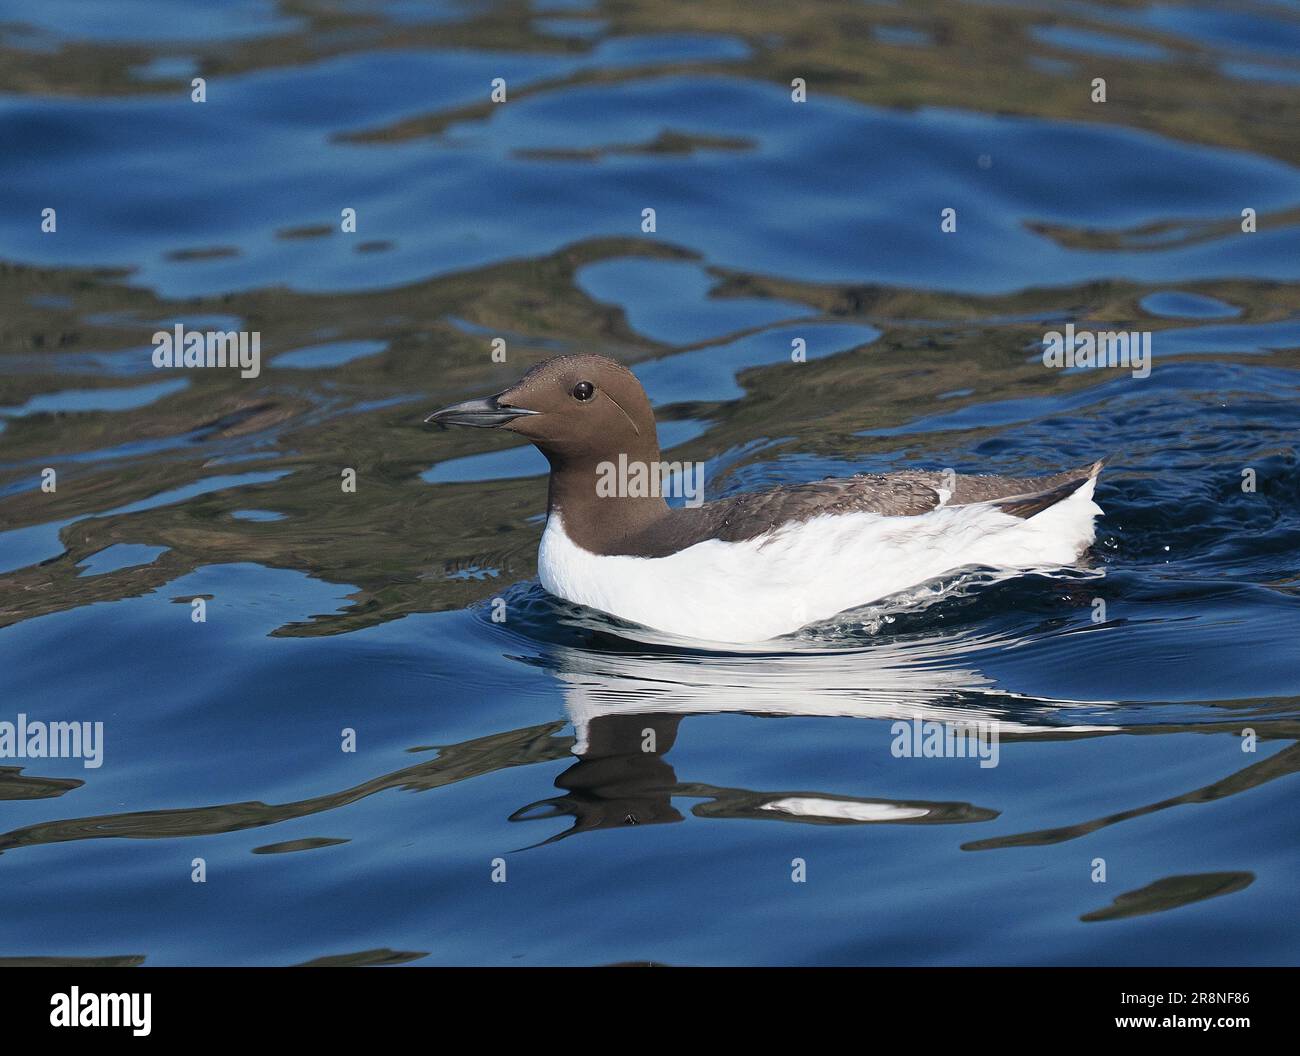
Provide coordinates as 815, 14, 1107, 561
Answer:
511, 709, 1002, 845
505, 624, 1108, 842
511, 714, 687, 839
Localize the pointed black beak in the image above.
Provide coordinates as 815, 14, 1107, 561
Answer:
424, 392, 539, 429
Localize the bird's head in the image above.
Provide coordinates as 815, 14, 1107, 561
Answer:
425, 354, 659, 467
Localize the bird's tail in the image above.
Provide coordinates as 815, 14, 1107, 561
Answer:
992, 460, 1104, 520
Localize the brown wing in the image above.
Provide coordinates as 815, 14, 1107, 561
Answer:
704, 474, 945, 542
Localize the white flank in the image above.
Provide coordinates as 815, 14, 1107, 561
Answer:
538, 478, 1102, 644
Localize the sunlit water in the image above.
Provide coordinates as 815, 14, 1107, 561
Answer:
1, 0, 1298, 965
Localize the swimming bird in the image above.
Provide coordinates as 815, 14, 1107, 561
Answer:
426, 355, 1103, 643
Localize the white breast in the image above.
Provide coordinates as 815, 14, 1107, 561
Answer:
537, 479, 1101, 644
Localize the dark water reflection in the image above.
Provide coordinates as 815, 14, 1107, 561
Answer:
1, 0, 1299, 965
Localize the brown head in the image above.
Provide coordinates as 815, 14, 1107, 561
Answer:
425, 355, 668, 537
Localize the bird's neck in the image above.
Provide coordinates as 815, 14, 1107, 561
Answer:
544, 442, 672, 555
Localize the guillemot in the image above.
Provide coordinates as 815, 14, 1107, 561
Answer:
427, 354, 1103, 643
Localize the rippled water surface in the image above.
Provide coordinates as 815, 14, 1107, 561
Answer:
2, 0, 1299, 966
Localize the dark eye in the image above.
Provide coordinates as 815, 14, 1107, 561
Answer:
571, 381, 595, 402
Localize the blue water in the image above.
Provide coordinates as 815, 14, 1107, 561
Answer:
1, 0, 1299, 966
